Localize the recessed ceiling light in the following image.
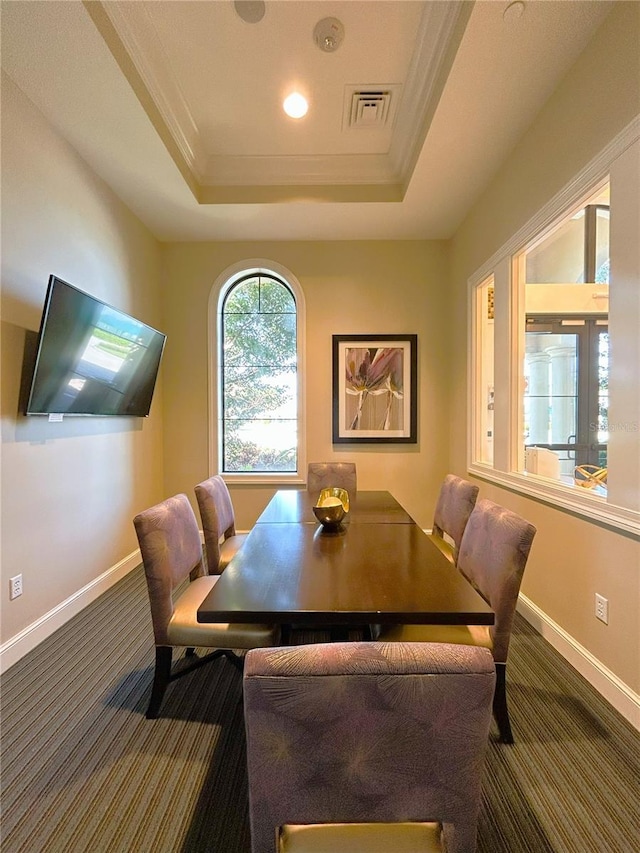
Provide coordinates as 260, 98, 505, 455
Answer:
503, 1, 525, 23
283, 92, 309, 119
234, 1, 265, 24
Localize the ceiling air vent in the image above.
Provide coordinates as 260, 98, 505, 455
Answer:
348, 90, 393, 129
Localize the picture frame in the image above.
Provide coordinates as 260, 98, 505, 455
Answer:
332, 334, 417, 443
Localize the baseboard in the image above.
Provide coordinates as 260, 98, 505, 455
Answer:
517, 594, 640, 732
0, 550, 141, 674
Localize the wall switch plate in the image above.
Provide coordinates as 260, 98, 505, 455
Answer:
10, 574, 23, 600
595, 593, 608, 624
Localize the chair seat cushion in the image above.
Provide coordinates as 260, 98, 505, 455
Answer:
219, 533, 248, 571
167, 576, 279, 648
280, 822, 442, 853
379, 622, 493, 650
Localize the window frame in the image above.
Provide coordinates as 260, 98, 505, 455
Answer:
523, 314, 608, 470
468, 119, 640, 537
209, 259, 306, 485
470, 274, 495, 466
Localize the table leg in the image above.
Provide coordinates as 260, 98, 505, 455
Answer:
329, 627, 350, 642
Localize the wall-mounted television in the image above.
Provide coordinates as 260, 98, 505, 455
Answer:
25, 276, 166, 417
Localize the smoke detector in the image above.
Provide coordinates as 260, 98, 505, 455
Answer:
314, 17, 345, 52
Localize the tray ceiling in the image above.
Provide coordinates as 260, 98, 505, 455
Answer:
1, 1, 612, 240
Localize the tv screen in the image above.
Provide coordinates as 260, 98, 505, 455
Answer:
25, 276, 166, 417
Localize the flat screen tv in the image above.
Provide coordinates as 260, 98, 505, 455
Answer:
25, 276, 166, 417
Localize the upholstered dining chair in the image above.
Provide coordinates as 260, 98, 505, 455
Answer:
307, 462, 357, 495
195, 474, 247, 573
379, 499, 536, 744
244, 641, 495, 853
133, 494, 279, 719
429, 474, 479, 563
368, 474, 477, 643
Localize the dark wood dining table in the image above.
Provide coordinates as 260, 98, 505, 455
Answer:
254, 488, 415, 524
197, 489, 494, 632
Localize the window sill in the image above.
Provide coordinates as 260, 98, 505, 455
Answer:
222, 473, 305, 487
468, 463, 640, 538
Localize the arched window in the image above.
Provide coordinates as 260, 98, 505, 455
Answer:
217, 265, 305, 479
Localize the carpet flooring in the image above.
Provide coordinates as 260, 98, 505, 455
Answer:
1, 566, 638, 852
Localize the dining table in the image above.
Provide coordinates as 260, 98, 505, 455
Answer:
254, 488, 415, 525
197, 489, 494, 635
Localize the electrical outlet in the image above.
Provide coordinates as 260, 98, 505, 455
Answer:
595, 593, 608, 624
10, 574, 23, 600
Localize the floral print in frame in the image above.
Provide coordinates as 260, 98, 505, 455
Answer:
332, 334, 417, 443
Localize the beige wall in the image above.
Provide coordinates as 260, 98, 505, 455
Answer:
2, 2, 637, 707
0, 76, 164, 645
449, 3, 640, 690
160, 240, 451, 530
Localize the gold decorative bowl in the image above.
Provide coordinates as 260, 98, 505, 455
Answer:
313, 487, 349, 528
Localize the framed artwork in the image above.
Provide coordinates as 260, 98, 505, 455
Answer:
332, 334, 417, 443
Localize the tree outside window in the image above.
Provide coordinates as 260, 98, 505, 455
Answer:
221, 273, 298, 473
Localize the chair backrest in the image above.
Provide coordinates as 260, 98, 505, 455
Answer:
194, 475, 236, 573
457, 498, 537, 663
133, 494, 205, 646
432, 474, 479, 562
244, 641, 495, 853
307, 462, 357, 494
